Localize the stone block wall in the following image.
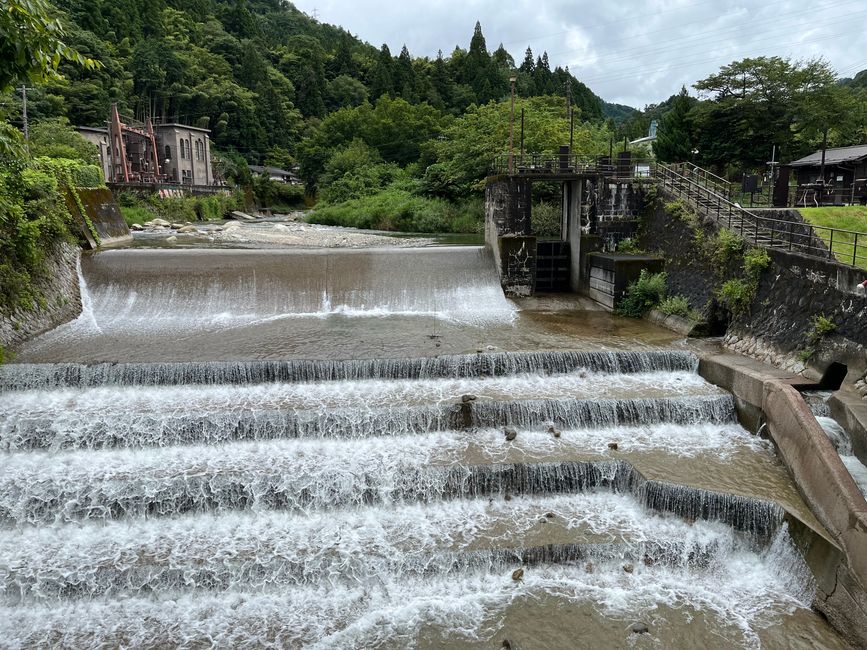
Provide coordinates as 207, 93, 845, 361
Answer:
0, 243, 82, 352
640, 192, 867, 375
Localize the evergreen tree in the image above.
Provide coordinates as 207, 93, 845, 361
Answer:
652, 87, 695, 163
329, 35, 354, 79
395, 45, 417, 103
370, 44, 395, 99
520, 47, 534, 74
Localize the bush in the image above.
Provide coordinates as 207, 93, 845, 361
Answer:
743, 247, 771, 279
808, 314, 836, 344
657, 294, 701, 321
717, 278, 753, 315
713, 229, 745, 266
531, 201, 562, 238
665, 199, 698, 227
617, 237, 643, 254
0, 146, 77, 313
617, 270, 667, 318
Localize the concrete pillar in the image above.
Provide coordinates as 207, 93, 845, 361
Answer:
567, 180, 582, 291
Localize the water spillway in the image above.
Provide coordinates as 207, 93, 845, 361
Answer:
0, 345, 844, 647
13, 247, 683, 363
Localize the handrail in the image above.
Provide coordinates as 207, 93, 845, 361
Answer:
656, 163, 867, 269
669, 162, 732, 201
490, 153, 654, 179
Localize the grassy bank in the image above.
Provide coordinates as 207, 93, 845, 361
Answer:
799, 207, 867, 269
307, 188, 483, 234
118, 192, 244, 226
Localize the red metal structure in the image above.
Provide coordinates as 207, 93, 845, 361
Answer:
107, 103, 162, 183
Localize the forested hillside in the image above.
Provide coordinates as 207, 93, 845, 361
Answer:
2, 0, 865, 239
13, 1, 601, 165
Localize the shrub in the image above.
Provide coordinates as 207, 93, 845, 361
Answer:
808, 314, 836, 344
713, 229, 745, 266
617, 270, 667, 318
657, 294, 700, 321
617, 237, 643, 254
717, 278, 753, 315
665, 199, 698, 227
532, 201, 561, 237
743, 247, 771, 279
308, 186, 483, 234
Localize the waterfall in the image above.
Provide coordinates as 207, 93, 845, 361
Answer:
0, 350, 699, 390
0, 345, 832, 646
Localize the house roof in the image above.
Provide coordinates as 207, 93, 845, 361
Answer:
790, 144, 867, 167
77, 126, 108, 133
249, 164, 295, 176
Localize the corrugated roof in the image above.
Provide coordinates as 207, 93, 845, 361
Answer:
790, 144, 867, 167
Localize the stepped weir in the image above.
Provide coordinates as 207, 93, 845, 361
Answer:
0, 245, 850, 648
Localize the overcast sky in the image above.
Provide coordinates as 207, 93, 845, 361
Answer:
291, 0, 867, 108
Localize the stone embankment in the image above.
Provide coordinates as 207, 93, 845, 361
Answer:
0, 243, 81, 352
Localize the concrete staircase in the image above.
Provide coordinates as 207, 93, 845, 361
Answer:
656, 163, 790, 250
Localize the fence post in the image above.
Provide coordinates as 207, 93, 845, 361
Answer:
855, 232, 859, 267
829, 229, 834, 260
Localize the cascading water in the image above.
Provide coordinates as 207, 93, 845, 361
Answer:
0, 245, 847, 648
0, 345, 844, 648
803, 392, 867, 500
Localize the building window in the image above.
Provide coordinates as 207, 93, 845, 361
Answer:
164, 145, 171, 161
180, 140, 186, 159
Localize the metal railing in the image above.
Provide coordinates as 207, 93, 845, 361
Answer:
657, 163, 867, 269
491, 154, 654, 180
666, 162, 732, 201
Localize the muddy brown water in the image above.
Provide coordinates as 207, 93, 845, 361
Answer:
0, 245, 850, 649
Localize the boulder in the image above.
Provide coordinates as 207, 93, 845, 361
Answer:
178, 225, 198, 233
461, 394, 477, 403
130, 223, 144, 231
166, 235, 177, 243
222, 221, 242, 230
170, 223, 184, 229
504, 427, 517, 441
608, 442, 619, 450
149, 218, 170, 227
511, 568, 524, 581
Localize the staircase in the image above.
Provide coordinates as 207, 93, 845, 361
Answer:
656, 163, 797, 251
654, 163, 867, 269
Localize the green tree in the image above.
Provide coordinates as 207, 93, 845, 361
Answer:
0, 0, 99, 92
28, 117, 99, 162
652, 87, 695, 162
369, 44, 395, 100
325, 74, 368, 111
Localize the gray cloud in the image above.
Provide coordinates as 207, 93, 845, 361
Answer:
293, 0, 867, 108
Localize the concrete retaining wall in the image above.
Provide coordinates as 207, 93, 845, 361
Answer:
0, 243, 82, 351
700, 353, 867, 647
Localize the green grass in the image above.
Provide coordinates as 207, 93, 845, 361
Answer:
799, 206, 867, 269
120, 205, 156, 226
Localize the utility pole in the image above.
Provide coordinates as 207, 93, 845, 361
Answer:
508, 74, 517, 175
565, 76, 571, 120
20, 86, 29, 140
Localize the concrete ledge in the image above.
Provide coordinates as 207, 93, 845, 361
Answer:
646, 310, 709, 337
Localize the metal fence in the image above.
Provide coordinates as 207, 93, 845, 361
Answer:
657, 163, 867, 269
491, 154, 654, 180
